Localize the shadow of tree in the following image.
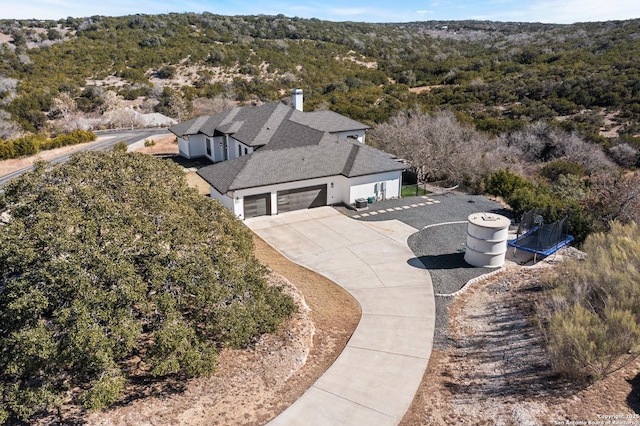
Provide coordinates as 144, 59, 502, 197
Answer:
628, 373, 640, 414
45, 373, 191, 425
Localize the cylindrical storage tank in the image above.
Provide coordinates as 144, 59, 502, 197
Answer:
464, 213, 510, 268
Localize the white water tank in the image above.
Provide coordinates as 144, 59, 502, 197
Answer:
464, 212, 510, 268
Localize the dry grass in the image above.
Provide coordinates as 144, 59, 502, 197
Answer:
134, 134, 179, 155
185, 172, 211, 195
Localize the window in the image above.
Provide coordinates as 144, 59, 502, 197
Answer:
206, 138, 212, 156
238, 145, 242, 157
244, 147, 248, 155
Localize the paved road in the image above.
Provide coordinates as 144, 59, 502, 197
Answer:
246, 207, 435, 426
0, 128, 170, 188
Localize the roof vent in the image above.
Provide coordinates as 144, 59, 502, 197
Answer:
292, 88, 303, 112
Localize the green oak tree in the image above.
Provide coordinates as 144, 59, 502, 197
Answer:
0, 151, 295, 422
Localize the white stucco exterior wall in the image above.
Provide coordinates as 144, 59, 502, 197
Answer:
333, 129, 366, 143
231, 193, 244, 218
228, 137, 253, 160
183, 134, 206, 158
177, 137, 190, 158
210, 187, 235, 211
347, 171, 402, 203
214, 171, 401, 220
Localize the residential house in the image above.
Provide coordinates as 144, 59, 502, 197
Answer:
169, 90, 405, 219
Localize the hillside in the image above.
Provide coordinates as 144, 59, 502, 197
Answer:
0, 14, 639, 150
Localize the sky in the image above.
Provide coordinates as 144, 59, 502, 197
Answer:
2, 0, 640, 24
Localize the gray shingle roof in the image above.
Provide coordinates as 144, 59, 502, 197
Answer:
197, 136, 405, 193
178, 100, 401, 194
168, 102, 369, 147
168, 115, 211, 138
290, 109, 370, 133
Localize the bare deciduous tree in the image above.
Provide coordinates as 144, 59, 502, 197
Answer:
0, 110, 20, 140
102, 91, 140, 129
369, 109, 498, 185
0, 76, 18, 106
501, 121, 615, 172
192, 97, 236, 116
51, 92, 77, 119
584, 171, 640, 231
608, 143, 638, 168
167, 92, 189, 121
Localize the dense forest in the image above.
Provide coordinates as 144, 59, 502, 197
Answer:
0, 14, 639, 146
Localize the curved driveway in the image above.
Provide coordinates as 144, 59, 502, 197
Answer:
246, 207, 435, 426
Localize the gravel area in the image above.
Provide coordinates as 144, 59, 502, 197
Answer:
338, 191, 515, 349
408, 222, 495, 350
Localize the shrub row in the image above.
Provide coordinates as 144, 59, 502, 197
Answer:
483, 168, 591, 244
0, 130, 97, 160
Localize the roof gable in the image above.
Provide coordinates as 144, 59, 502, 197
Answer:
169, 115, 210, 138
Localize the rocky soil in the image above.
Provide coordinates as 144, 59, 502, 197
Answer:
401, 251, 640, 425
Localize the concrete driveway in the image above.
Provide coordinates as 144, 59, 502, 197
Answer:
246, 207, 435, 426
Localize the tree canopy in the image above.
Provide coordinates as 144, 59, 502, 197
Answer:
0, 151, 295, 422
1, 14, 640, 146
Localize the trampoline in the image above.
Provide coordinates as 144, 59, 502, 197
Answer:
508, 209, 574, 260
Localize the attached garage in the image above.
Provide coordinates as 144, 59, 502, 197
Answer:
277, 184, 327, 213
244, 193, 272, 218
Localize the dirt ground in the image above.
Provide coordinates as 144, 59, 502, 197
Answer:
401, 255, 640, 426
134, 134, 179, 156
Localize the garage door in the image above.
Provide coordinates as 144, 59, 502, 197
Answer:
277, 184, 327, 213
244, 193, 271, 218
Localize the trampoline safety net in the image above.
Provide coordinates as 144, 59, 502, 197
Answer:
507, 208, 574, 256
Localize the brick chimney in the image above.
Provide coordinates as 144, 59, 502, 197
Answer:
292, 88, 303, 111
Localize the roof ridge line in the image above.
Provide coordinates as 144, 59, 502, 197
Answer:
252, 105, 294, 146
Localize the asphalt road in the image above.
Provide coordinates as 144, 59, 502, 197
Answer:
0, 128, 171, 188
